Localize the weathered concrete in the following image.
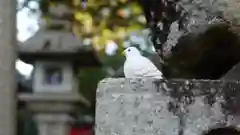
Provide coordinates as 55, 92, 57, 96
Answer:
0, 0, 17, 135
18, 92, 90, 135
96, 78, 240, 135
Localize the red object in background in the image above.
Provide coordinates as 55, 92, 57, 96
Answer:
70, 125, 93, 135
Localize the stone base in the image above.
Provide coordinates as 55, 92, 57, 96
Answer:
18, 92, 89, 135
35, 113, 72, 135
18, 92, 90, 113
96, 78, 240, 135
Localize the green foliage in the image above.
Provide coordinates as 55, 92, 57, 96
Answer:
78, 67, 106, 103
18, 109, 38, 135
19, 0, 147, 116
78, 48, 125, 102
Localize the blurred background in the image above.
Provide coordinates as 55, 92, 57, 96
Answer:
16, 0, 240, 134
16, 0, 157, 135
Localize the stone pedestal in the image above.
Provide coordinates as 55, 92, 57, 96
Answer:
35, 113, 72, 135
19, 93, 90, 135
96, 78, 240, 135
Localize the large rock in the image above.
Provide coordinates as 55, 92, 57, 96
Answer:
96, 78, 240, 135
221, 62, 240, 80
138, 0, 240, 79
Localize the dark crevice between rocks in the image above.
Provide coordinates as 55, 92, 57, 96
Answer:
201, 127, 240, 135
153, 79, 240, 135
138, 0, 240, 80
163, 23, 240, 79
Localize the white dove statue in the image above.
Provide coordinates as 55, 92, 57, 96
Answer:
123, 46, 163, 79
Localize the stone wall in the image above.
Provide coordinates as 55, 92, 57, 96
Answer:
95, 78, 240, 135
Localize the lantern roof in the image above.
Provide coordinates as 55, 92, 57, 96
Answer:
18, 29, 102, 67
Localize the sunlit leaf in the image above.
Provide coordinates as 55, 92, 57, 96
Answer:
92, 36, 102, 50
74, 12, 85, 21
73, 0, 81, 6
137, 15, 146, 24
119, 0, 128, 4
102, 29, 114, 39
83, 18, 93, 34
126, 24, 144, 33
99, 20, 107, 30
115, 27, 126, 39
131, 3, 143, 15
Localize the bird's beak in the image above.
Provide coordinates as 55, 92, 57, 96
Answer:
122, 51, 125, 56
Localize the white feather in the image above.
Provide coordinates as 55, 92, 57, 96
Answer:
123, 47, 163, 79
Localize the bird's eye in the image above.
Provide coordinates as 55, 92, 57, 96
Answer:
127, 49, 131, 52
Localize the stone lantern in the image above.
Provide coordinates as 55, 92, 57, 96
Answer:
17, 21, 101, 135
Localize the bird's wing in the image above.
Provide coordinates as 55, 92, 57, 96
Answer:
129, 56, 163, 78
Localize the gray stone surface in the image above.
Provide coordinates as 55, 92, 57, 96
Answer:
19, 92, 86, 135
35, 113, 72, 135
96, 78, 240, 135
0, 0, 17, 135
221, 62, 240, 80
